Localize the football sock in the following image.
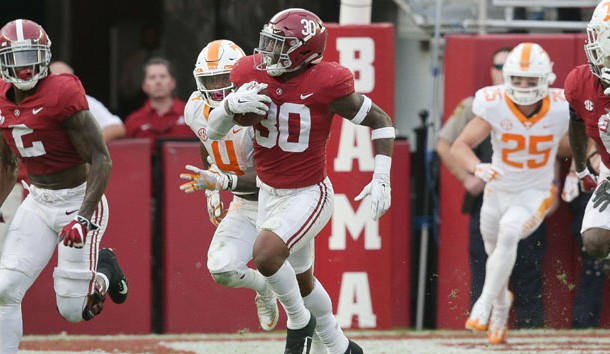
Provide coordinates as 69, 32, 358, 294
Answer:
264, 261, 310, 329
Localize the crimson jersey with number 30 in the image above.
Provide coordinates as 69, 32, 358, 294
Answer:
564, 64, 610, 169
472, 84, 569, 191
230, 55, 355, 189
0, 74, 88, 175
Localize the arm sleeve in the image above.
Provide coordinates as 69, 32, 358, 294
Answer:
207, 102, 235, 140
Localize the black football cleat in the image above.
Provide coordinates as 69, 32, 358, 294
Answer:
284, 312, 316, 354
344, 339, 363, 354
82, 281, 106, 321
97, 248, 129, 304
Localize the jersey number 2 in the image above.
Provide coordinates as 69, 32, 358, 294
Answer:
11, 124, 46, 157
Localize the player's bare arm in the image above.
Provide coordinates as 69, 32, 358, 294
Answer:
331, 93, 394, 156
0, 133, 19, 206
451, 117, 493, 173
568, 107, 590, 173
64, 110, 112, 220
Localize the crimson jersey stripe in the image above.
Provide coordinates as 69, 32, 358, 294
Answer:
287, 181, 329, 250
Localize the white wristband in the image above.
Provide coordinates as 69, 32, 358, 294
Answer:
575, 169, 590, 179
372, 127, 395, 140
374, 155, 392, 175
350, 95, 372, 125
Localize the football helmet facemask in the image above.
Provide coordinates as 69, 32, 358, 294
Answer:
0, 19, 52, 91
193, 39, 245, 108
503, 42, 555, 105
254, 8, 327, 77
585, 0, 610, 88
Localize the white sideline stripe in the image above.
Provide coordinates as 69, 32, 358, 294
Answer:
21, 330, 610, 354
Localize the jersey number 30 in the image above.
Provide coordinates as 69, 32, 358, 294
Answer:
255, 102, 311, 152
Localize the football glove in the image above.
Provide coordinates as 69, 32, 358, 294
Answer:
561, 172, 580, 203
180, 164, 237, 192
474, 163, 504, 182
225, 81, 271, 115
59, 215, 99, 248
355, 155, 392, 221
576, 168, 597, 193
593, 177, 610, 212
206, 189, 227, 227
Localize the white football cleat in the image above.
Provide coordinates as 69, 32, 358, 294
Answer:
465, 299, 492, 332
488, 291, 514, 345
255, 287, 279, 331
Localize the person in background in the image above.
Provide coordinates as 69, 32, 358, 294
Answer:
452, 42, 568, 345
0, 19, 128, 354
124, 57, 191, 155
435, 47, 547, 329
49, 61, 126, 143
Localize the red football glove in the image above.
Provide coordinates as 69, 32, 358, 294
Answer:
576, 169, 598, 193
59, 215, 99, 248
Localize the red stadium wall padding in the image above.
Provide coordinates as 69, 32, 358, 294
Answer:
22, 139, 152, 334
437, 34, 594, 329
322, 24, 408, 330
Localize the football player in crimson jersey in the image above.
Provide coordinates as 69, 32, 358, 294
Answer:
452, 43, 568, 344
0, 19, 127, 354
565, 0, 610, 260
207, 8, 394, 354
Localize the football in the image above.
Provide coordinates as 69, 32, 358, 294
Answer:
232, 88, 269, 126
233, 111, 267, 127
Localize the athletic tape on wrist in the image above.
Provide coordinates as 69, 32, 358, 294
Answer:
575, 169, 590, 179
374, 155, 392, 175
372, 127, 395, 140
350, 95, 372, 125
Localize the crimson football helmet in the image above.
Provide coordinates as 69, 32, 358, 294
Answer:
0, 19, 51, 90
193, 39, 245, 107
254, 8, 327, 77
585, 0, 610, 87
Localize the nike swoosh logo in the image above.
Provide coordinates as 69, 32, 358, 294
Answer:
232, 128, 242, 134
65, 209, 78, 215
32, 107, 44, 115
300, 93, 313, 99
237, 99, 249, 103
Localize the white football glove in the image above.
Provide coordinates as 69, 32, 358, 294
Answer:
561, 172, 580, 203
179, 164, 237, 192
474, 163, 504, 182
225, 81, 271, 115
355, 155, 392, 221
205, 190, 227, 227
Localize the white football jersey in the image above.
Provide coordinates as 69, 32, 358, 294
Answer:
472, 85, 569, 191
184, 91, 255, 176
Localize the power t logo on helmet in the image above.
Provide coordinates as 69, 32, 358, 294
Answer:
0, 19, 52, 91
502, 42, 555, 106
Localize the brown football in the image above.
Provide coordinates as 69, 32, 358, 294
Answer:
232, 88, 269, 126
233, 111, 267, 127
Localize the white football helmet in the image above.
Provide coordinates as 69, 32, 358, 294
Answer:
0, 19, 52, 91
585, 0, 610, 87
502, 42, 555, 105
193, 39, 245, 107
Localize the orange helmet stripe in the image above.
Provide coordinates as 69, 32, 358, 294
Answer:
207, 40, 222, 70
519, 43, 533, 71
